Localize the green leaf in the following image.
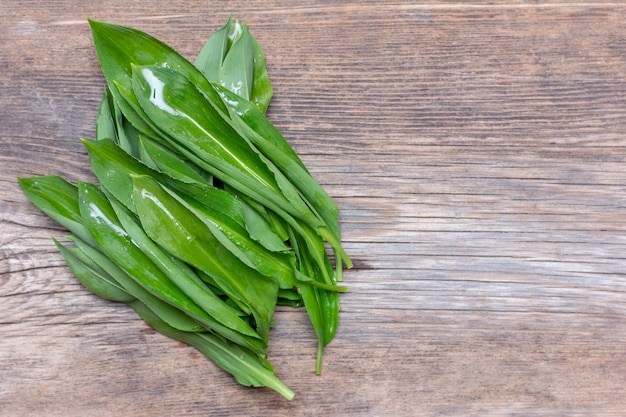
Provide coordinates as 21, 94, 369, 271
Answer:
236, 192, 291, 253
131, 174, 279, 342
109, 81, 160, 139
291, 223, 345, 368
107, 193, 259, 339
138, 135, 209, 184
77, 180, 266, 353
130, 65, 323, 235
130, 65, 281, 195
194, 15, 232, 82
249, 30, 273, 113
82, 138, 158, 212
88, 19, 228, 116
18, 176, 96, 247
219, 23, 254, 101
112, 97, 143, 158
162, 182, 298, 289
277, 288, 303, 307
214, 83, 345, 254
194, 17, 273, 113
67, 235, 206, 333
289, 228, 326, 374
129, 300, 294, 400
95, 88, 118, 142
54, 238, 135, 303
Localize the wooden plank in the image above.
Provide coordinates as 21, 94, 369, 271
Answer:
2, 1, 626, 415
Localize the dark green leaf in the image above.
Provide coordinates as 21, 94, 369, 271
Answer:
131, 65, 324, 237
107, 194, 259, 339
77, 180, 266, 352
129, 300, 294, 400
89, 19, 228, 116
68, 235, 206, 333
248, 31, 273, 113
18, 176, 96, 247
138, 136, 208, 184
162, 182, 298, 289
95, 88, 117, 142
54, 238, 135, 303
131, 174, 279, 342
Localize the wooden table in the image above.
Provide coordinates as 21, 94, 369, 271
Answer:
2, 1, 626, 415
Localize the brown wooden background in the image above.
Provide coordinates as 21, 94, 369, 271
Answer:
2, 1, 626, 416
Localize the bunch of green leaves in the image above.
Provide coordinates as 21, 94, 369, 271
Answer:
18, 17, 351, 401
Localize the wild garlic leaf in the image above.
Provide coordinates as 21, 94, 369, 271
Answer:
249, 33, 273, 113
194, 15, 232, 82
219, 23, 254, 101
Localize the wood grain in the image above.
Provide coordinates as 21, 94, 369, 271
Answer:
2, 1, 626, 416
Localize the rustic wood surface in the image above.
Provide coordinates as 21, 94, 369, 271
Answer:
2, 1, 626, 416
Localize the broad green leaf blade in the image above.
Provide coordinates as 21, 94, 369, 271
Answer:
54, 238, 135, 303
237, 193, 291, 253
131, 65, 323, 235
68, 235, 206, 333
170, 181, 248, 229
82, 138, 154, 212
95, 88, 117, 142
214, 83, 344, 249
249, 31, 273, 113
131, 174, 279, 342
77, 180, 266, 352
219, 24, 254, 101
130, 65, 281, 194
194, 15, 232, 82
138, 135, 209, 184
83, 137, 199, 214
18, 176, 96, 247
107, 194, 259, 339
129, 300, 294, 400
88, 19, 228, 116
233, 192, 291, 244
135, 136, 161, 171
90, 19, 229, 147
162, 182, 297, 289
109, 81, 161, 139
63, 239, 133, 298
